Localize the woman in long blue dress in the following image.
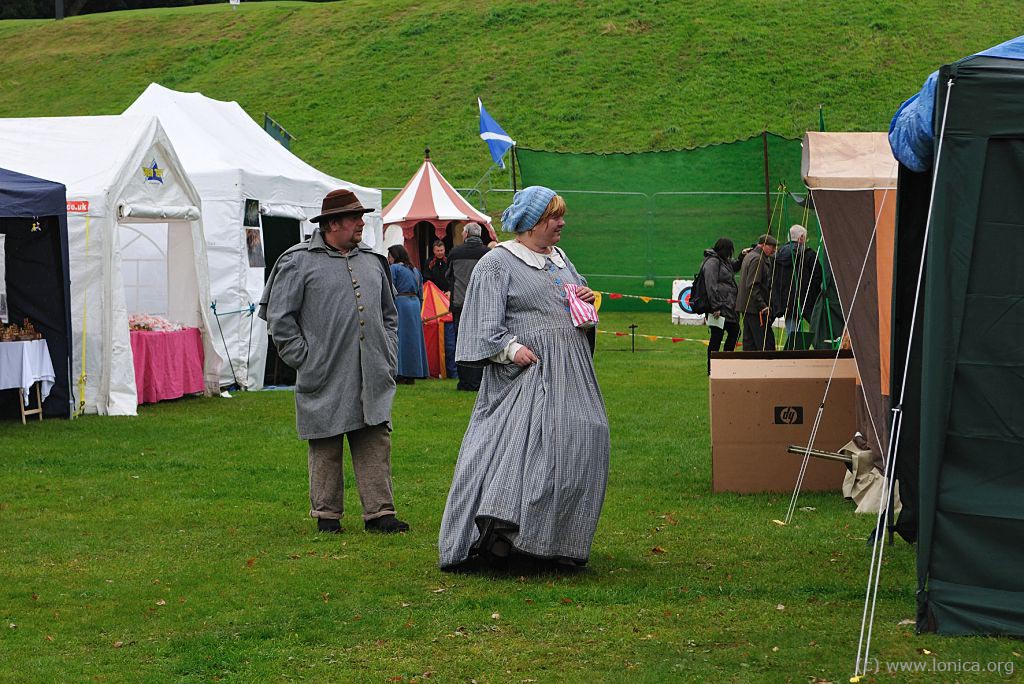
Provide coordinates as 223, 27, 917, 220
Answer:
438, 186, 610, 571
388, 245, 429, 384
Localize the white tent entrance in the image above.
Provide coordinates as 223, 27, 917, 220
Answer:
119, 216, 204, 327
0, 115, 220, 415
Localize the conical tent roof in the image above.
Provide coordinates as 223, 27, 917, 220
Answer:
382, 152, 495, 241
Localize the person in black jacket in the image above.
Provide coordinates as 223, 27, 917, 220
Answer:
771, 224, 822, 349
422, 240, 450, 293
701, 237, 741, 374
446, 222, 491, 390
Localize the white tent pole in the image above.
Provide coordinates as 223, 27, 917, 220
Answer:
852, 77, 955, 682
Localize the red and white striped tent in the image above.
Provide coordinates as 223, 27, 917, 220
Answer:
382, 151, 496, 269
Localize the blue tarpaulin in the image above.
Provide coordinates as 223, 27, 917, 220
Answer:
889, 35, 1024, 172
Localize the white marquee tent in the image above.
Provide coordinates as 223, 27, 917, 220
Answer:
0, 115, 220, 415
125, 83, 383, 389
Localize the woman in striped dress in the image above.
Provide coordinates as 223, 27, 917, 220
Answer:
438, 186, 610, 571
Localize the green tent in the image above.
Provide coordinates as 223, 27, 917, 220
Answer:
892, 45, 1024, 636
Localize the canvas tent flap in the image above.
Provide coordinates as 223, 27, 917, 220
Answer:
118, 203, 200, 221
0, 167, 73, 418
260, 203, 307, 221
802, 132, 897, 462
895, 53, 1024, 637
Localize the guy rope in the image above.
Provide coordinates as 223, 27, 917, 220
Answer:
850, 78, 955, 684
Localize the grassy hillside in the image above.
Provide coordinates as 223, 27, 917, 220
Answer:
0, 1, 1020, 189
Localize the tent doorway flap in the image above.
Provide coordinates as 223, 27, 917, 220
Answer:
117, 204, 199, 222
260, 203, 307, 221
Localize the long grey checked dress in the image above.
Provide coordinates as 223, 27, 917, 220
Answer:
438, 244, 610, 568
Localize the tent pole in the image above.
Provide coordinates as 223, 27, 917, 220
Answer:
762, 130, 771, 230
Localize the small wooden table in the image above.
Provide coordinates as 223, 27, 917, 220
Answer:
0, 339, 54, 424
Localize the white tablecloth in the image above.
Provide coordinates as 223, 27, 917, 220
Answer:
0, 339, 55, 407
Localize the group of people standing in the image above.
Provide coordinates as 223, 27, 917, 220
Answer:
384, 223, 495, 391
700, 224, 822, 371
259, 186, 610, 573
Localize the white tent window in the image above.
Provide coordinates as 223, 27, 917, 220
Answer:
119, 224, 168, 316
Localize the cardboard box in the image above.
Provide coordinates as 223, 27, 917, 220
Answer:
709, 351, 857, 494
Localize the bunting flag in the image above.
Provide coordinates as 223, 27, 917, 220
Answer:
596, 290, 681, 304
595, 329, 713, 346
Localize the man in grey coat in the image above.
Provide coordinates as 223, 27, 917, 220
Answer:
259, 189, 409, 534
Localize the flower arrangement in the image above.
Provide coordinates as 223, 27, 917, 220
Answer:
128, 313, 184, 332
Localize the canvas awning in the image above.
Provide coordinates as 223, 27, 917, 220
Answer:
802, 132, 898, 190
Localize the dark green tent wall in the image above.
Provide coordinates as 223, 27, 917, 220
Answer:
895, 55, 1024, 636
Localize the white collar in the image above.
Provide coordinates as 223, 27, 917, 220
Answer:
499, 239, 566, 269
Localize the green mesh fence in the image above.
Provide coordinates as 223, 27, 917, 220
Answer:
513, 134, 819, 311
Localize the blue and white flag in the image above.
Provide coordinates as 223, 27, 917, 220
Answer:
478, 98, 515, 169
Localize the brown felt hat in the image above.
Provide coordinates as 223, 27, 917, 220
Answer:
310, 189, 373, 224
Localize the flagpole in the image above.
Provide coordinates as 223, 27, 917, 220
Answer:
511, 145, 518, 192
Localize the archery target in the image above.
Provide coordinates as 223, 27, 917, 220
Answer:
672, 279, 704, 325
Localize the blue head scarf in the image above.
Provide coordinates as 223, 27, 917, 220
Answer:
500, 185, 557, 233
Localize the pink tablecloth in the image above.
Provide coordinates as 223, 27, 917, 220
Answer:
130, 328, 204, 404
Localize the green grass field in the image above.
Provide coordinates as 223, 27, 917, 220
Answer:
1, 312, 1019, 682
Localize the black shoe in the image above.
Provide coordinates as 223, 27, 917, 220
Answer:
364, 515, 410, 534
317, 518, 342, 534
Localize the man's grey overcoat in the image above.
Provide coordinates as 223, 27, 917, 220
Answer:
259, 230, 398, 440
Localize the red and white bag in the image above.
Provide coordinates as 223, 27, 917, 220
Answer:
564, 283, 599, 329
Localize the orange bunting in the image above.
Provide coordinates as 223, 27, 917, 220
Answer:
594, 290, 682, 304
595, 329, 706, 346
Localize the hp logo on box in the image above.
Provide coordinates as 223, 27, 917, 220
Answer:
774, 406, 804, 425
